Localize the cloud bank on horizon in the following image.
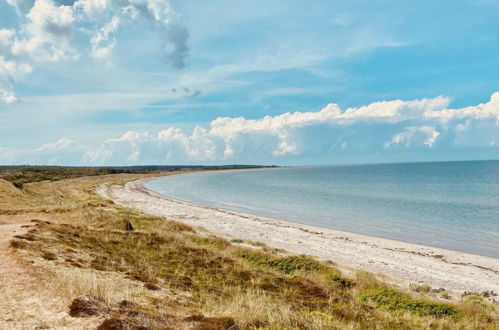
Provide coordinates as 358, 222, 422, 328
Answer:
1, 0, 499, 165
2, 92, 499, 165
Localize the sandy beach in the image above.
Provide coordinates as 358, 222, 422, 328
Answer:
100, 177, 499, 295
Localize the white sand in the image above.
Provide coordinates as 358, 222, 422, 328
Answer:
101, 178, 499, 294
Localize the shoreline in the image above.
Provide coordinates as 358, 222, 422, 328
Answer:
101, 177, 499, 295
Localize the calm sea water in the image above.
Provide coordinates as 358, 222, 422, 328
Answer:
144, 161, 499, 257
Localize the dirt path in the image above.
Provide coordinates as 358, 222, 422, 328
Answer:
0, 221, 99, 330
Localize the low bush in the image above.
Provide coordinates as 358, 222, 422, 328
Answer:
411, 284, 432, 293
463, 294, 495, 311
236, 251, 328, 275
359, 287, 460, 318
327, 274, 355, 289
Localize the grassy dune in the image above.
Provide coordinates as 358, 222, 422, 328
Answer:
2, 170, 498, 329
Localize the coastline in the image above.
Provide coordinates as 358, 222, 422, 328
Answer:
101, 177, 499, 295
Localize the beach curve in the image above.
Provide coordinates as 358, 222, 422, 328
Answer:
100, 176, 499, 295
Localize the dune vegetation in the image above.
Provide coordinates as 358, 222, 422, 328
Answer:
1, 169, 498, 329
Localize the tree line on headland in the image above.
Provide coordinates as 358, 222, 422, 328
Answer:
0, 165, 275, 188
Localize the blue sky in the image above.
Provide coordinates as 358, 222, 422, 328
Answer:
1, 0, 499, 165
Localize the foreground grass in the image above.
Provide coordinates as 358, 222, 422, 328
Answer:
2, 172, 498, 329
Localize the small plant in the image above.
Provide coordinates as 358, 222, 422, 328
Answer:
411, 284, 432, 294
144, 282, 161, 291
327, 274, 354, 289
42, 251, 57, 261
231, 238, 244, 244
9, 239, 27, 249
245, 240, 266, 247
191, 235, 230, 249
356, 270, 379, 288
69, 294, 108, 317
441, 292, 451, 300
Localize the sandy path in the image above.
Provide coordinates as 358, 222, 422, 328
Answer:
104, 179, 499, 296
0, 220, 99, 330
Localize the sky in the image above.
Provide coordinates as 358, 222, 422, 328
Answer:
1, 0, 499, 166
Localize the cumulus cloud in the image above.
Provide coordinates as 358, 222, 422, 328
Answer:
3, 93, 499, 165
12, 0, 78, 61
76, 92, 499, 165
0, 0, 189, 103
75, 0, 189, 67
424, 92, 499, 120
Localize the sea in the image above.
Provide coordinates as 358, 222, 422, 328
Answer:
144, 161, 499, 258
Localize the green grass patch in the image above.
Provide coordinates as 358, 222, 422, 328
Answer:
410, 284, 432, 294
359, 287, 460, 318
463, 294, 496, 311
190, 235, 230, 249
235, 250, 329, 275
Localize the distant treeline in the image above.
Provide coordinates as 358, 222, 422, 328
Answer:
0, 165, 273, 188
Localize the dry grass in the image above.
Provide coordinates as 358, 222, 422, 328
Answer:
2, 172, 499, 329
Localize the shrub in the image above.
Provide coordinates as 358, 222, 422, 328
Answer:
9, 239, 27, 249
463, 294, 495, 311
356, 270, 379, 288
231, 239, 244, 244
69, 294, 108, 317
42, 251, 57, 261
245, 240, 266, 247
236, 251, 328, 275
191, 236, 230, 249
441, 292, 451, 300
327, 274, 355, 289
411, 284, 432, 294
144, 282, 161, 291
359, 287, 460, 318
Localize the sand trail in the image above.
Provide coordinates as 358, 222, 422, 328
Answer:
0, 219, 99, 330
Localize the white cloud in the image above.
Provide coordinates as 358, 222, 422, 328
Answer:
1, 0, 189, 103
384, 126, 440, 149
0, 137, 84, 165
4, 92, 499, 165
73, 0, 109, 19
424, 92, 499, 121
74, 0, 189, 67
79, 92, 499, 165
0, 55, 32, 103
90, 16, 120, 64
12, 0, 78, 62
34, 137, 75, 152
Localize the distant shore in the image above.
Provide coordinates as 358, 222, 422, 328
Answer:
101, 176, 499, 295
